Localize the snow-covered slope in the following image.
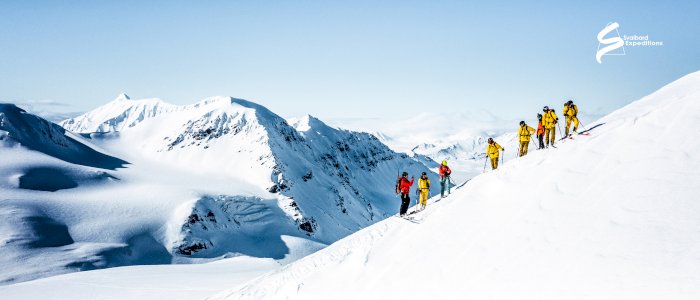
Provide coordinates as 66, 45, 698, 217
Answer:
0, 95, 434, 285
208, 71, 700, 299
1, 104, 127, 169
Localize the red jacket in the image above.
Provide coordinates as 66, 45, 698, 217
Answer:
398, 177, 414, 195
439, 165, 451, 178
537, 121, 544, 136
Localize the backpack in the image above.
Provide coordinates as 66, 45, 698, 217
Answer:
395, 176, 401, 194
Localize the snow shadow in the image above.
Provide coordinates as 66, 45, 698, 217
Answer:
17, 167, 118, 192
66, 234, 173, 271
579, 122, 605, 134
0, 205, 74, 248
18, 167, 78, 192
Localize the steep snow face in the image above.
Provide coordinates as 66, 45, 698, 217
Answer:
209, 71, 700, 300
59, 93, 181, 133
0, 103, 127, 170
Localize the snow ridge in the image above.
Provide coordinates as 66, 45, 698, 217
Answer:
1, 103, 127, 169
59, 94, 180, 133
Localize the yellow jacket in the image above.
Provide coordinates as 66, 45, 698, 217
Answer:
418, 178, 430, 190
542, 109, 558, 129
563, 104, 578, 118
519, 125, 536, 142
487, 142, 503, 159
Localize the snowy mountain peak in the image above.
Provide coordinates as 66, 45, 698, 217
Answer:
60, 96, 179, 133
116, 93, 130, 101
289, 114, 330, 133
61, 96, 285, 134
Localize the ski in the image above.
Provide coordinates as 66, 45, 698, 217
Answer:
559, 131, 591, 141
395, 215, 421, 224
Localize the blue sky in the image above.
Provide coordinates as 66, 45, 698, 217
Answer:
1, 1, 699, 121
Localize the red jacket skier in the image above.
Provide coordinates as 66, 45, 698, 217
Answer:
397, 172, 414, 216
398, 175, 414, 195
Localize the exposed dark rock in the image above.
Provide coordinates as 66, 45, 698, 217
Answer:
177, 241, 209, 256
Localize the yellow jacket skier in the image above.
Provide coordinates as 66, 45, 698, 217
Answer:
486, 138, 504, 170
518, 121, 536, 157
542, 106, 558, 147
417, 172, 430, 210
563, 100, 579, 136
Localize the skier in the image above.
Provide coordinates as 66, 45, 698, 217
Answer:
518, 121, 536, 156
486, 138, 504, 170
439, 160, 452, 198
397, 172, 414, 217
536, 114, 545, 149
417, 172, 430, 211
563, 100, 579, 137
542, 106, 558, 147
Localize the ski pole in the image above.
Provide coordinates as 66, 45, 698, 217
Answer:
482, 154, 488, 172
395, 169, 399, 196
447, 175, 454, 195
415, 191, 419, 213
557, 122, 563, 140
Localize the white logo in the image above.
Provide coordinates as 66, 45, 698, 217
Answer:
596, 22, 625, 64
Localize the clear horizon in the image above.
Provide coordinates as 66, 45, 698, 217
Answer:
2, 1, 699, 122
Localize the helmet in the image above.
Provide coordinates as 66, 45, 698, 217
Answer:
537, 113, 542, 119
567, 100, 573, 105
441, 160, 447, 166
402, 171, 408, 177
543, 106, 549, 111
488, 137, 493, 143
519, 121, 525, 126
421, 172, 427, 176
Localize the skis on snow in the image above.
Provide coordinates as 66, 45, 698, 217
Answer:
395, 212, 421, 223
559, 131, 591, 141
397, 216, 421, 224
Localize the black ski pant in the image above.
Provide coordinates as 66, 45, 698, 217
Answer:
400, 193, 410, 215
537, 134, 544, 149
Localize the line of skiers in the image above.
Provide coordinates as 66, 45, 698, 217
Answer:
395, 160, 452, 217
394, 100, 580, 216
487, 100, 580, 170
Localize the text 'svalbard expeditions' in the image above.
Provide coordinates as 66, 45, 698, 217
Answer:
596, 22, 664, 64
